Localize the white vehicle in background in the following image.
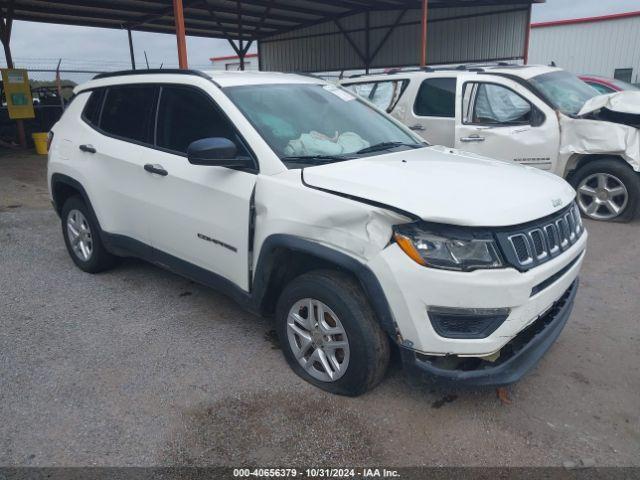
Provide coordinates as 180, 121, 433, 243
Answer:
48, 70, 586, 396
341, 65, 640, 222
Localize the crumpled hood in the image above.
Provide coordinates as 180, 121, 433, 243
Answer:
578, 91, 640, 116
302, 146, 575, 227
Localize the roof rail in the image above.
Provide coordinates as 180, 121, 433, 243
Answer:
93, 69, 210, 80
344, 61, 523, 79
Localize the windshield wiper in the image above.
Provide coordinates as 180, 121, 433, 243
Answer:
281, 154, 353, 164
355, 141, 423, 155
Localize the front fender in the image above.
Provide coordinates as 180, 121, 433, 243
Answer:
252, 234, 399, 339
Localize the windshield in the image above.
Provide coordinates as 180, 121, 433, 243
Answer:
224, 83, 423, 167
529, 71, 599, 115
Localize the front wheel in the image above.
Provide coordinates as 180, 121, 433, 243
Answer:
571, 159, 640, 222
275, 270, 390, 396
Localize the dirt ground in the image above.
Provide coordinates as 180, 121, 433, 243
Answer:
0, 150, 50, 211
1, 151, 639, 467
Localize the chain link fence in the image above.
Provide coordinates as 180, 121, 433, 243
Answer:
0, 57, 214, 147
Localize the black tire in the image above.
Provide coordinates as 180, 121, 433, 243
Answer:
60, 195, 118, 273
275, 269, 390, 396
570, 158, 640, 222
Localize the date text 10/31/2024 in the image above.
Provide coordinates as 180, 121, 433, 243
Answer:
233, 468, 401, 478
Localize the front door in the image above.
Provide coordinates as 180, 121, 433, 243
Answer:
140, 85, 257, 291
454, 75, 560, 171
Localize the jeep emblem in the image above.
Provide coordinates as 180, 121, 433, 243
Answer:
552, 198, 562, 208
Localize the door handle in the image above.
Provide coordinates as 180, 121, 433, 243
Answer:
79, 144, 96, 153
144, 164, 168, 176
409, 124, 426, 131
460, 135, 485, 143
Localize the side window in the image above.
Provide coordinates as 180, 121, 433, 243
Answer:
614, 68, 633, 83
464, 83, 532, 125
345, 82, 375, 99
344, 80, 408, 112
413, 78, 456, 117
81, 89, 105, 127
100, 85, 157, 144
156, 86, 249, 157
587, 82, 614, 95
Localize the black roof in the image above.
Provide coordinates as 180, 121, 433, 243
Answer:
0, 0, 544, 41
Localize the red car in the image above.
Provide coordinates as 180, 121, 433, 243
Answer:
579, 75, 639, 95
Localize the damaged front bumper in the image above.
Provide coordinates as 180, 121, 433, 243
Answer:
399, 279, 578, 387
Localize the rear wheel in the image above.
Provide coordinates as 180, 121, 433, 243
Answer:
571, 159, 639, 222
275, 270, 390, 396
61, 196, 117, 273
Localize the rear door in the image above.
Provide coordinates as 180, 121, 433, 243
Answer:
140, 84, 257, 291
454, 75, 560, 171
400, 75, 457, 147
76, 84, 158, 243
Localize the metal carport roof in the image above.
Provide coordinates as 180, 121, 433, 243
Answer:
0, 0, 543, 41
0, 0, 543, 146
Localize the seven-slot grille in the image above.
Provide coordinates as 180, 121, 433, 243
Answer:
496, 203, 584, 271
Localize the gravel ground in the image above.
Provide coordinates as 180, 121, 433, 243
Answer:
1, 153, 639, 467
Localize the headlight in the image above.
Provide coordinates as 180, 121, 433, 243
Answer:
393, 223, 504, 271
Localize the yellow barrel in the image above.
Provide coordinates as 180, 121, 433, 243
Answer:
32, 132, 49, 155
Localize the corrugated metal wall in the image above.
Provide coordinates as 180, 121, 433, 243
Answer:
259, 4, 530, 72
528, 17, 640, 82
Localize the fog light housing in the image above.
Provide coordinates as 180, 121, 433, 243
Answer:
428, 307, 510, 339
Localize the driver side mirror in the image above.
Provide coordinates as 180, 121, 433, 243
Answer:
531, 107, 546, 127
187, 137, 250, 168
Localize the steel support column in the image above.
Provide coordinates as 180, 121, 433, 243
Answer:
127, 28, 136, 69
172, 0, 188, 69
365, 11, 370, 74
420, 0, 428, 67
0, 1, 26, 148
523, 3, 532, 64
237, 0, 244, 70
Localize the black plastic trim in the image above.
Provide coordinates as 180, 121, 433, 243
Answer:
50, 174, 92, 215
428, 308, 509, 339
493, 203, 583, 272
400, 280, 578, 388
93, 69, 211, 81
103, 232, 252, 307
531, 251, 583, 297
252, 234, 399, 338
50, 171, 398, 341
49, 174, 110, 248
101, 232, 399, 337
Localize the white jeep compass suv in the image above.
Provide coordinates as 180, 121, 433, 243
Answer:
48, 70, 587, 396
341, 64, 640, 222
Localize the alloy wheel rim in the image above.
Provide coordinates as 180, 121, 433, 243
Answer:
577, 173, 628, 220
66, 209, 94, 261
286, 298, 350, 382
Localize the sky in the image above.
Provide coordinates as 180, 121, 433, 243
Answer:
4, 0, 640, 79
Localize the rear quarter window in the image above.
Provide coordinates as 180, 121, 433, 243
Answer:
343, 79, 409, 112
81, 89, 105, 127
